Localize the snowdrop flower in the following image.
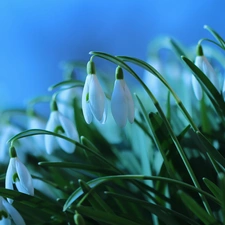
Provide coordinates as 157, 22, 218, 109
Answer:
0, 124, 21, 163
192, 45, 220, 100
57, 85, 80, 122
0, 196, 26, 225
45, 99, 79, 154
82, 60, 107, 124
5, 146, 34, 203
111, 66, 135, 127
222, 78, 225, 100
27, 114, 46, 154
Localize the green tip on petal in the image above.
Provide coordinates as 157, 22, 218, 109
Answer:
50, 99, 58, 111
9, 146, 17, 158
12, 173, 19, 182
196, 44, 204, 56
0, 210, 8, 219
54, 125, 65, 134
87, 60, 96, 74
115, 66, 124, 80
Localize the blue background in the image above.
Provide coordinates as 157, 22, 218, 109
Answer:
0, 0, 224, 108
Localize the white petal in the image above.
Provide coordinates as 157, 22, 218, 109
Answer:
15, 158, 34, 196
191, 75, 203, 100
89, 75, 106, 122
0, 218, 11, 225
45, 111, 60, 131
58, 86, 77, 104
45, 111, 60, 154
57, 113, 78, 153
123, 81, 135, 123
82, 75, 93, 123
100, 102, 107, 124
5, 158, 16, 204
195, 56, 204, 70
2, 198, 26, 225
202, 56, 220, 91
28, 116, 46, 152
223, 79, 225, 101
5, 158, 15, 191
111, 80, 128, 127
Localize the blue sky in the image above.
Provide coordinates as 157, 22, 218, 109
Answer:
0, 0, 224, 107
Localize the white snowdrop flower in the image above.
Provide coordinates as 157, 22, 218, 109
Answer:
82, 60, 107, 124
0, 124, 21, 163
45, 100, 79, 154
5, 146, 34, 203
111, 67, 135, 127
0, 124, 32, 164
0, 196, 26, 225
222, 78, 225, 100
143, 57, 164, 99
192, 45, 220, 100
57, 85, 78, 122
27, 115, 46, 153
192, 75, 203, 100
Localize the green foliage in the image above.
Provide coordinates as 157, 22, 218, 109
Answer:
1, 25, 225, 225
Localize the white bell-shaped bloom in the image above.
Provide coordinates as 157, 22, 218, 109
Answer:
27, 115, 46, 154
57, 85, 80, 122
111, 67, 135, 127
191, 75, 203, 100
5, 147, 34, 203
192, 45, 220, 100
82, 61, 107, 124
45, 101, 79, 154
195, 55, 220, 91
222, 78, 225, 100
0, 196, 26, 225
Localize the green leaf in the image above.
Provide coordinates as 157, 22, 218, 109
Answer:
8, 129, 75, 144
38, 162, 116, 175
169, 38, 187, 58
218, 173, 225, 225
203, 178, 222, 204
9, 129, 122, 175
75, 205, 142, 225
0, 188, 64, 219
63, 175, 218, 212
105, 191, 200, 225
196, 131, 225, 168
178, 191, 218, 225
78, 180, 114, 214
204, 25, 225, 49
48, 80, 84, 91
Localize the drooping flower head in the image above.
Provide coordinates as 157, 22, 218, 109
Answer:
111, 66, 135, 127
0, 196, 26, 225
192, 44, 220, 100
82, 60, 107, 124
5, 146, 34, 203
45, 99, 79, 154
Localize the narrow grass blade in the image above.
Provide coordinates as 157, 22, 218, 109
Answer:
63, 175, 218, 212
203, 178, 222, 204
38, 162, 116, 175
178, 191, 218, 225
78, 180, 114, 214
204, 25, 225, 49
75, 205, 145, 225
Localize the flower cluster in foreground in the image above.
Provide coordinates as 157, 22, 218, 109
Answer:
1, 25, 225, 225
